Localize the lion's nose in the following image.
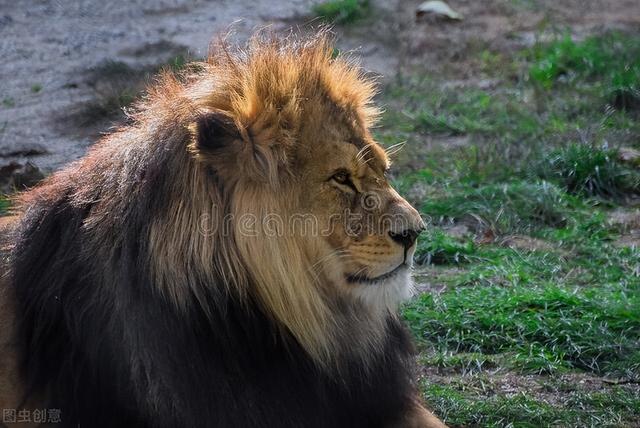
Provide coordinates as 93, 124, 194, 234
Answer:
389, 227, 423, 249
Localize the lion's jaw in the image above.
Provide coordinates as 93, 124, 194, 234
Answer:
350, 264, 414, 312
319, 236, 417, 314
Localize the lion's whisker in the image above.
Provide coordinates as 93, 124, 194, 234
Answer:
356, 145, 372, 164
384, 141, 406, 158
311, 249, 349, 271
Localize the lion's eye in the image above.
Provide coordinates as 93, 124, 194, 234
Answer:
332, 171, 350, 184
330, 170, 357, 192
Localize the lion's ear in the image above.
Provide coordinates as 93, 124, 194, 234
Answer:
190, 112, 279, 185
192, 111, 242, 151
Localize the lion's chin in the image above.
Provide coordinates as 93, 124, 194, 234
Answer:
349, 266, 414, 313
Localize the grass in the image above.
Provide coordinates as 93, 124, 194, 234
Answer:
405, 283, 640, 376
378, 33, 640, 191
72, 53, 190, 127
81, 60, 141, 124
0, 196, 9, 219
384, 30, 640, 426
529, 32, 640, 109
384, 84, 539, 139
415, 228, 476, 265
82, 60, 151, 124
421, 181, 581, 235
534, 143, 640, 200
423, 382, 640, 427
411, 90, 538, 137
312, 0, 370, 24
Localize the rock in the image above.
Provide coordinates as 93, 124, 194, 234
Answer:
618, 147, 640, 166
499, 235, 555, 252
0, 161, 45, 192
443, 224, 470, 239
0, 162, 22, 184
614, 233, 640, 248
607, 208, 640, 231
0, 14, 13, 29
0, 143, 49, 158
416, 1, 463, 22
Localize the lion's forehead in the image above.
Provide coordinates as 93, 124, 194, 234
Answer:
306, 139, 387, 177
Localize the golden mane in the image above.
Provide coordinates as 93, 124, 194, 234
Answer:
136, 31, 383, 367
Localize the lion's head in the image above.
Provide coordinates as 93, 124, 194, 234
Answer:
132, 32, 425, 367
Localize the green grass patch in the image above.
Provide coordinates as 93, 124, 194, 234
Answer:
312, 0, 370, 24
387, 28, 640, 427
407, 211, 640, 379
534, 143, 640, 199
422, 181, 581, 235
420, 352, 500, 375
415, 228, 476, 265
0, 197, 8, 216
381, 77, 632, 145
386, 84, 540, 139
404, 283, 640, 377
378, 33, 640, 189
542, 216, 640, 286
425, 383, 562, 427
444, 247, 567, 289
423, 382, 640, 427
529, 32, 640, 109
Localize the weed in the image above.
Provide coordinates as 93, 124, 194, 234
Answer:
534, 143, 640, 199
2, 97, 15, 108
313, 0, 370, 24
421, 181, 580, 235
529, 32, 640, 109
30, 84, 42, 93
0, 197, 8, 215
71, 53, 191, 127
415, 228, 476, 265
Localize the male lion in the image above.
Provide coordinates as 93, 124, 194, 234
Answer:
0, 32, 447, 428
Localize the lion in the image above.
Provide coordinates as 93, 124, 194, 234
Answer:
0, 31, 447, 428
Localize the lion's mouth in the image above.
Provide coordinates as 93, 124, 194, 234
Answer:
346, 263, 408, 285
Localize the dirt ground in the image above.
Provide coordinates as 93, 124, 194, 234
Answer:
1, 0, 640, 174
